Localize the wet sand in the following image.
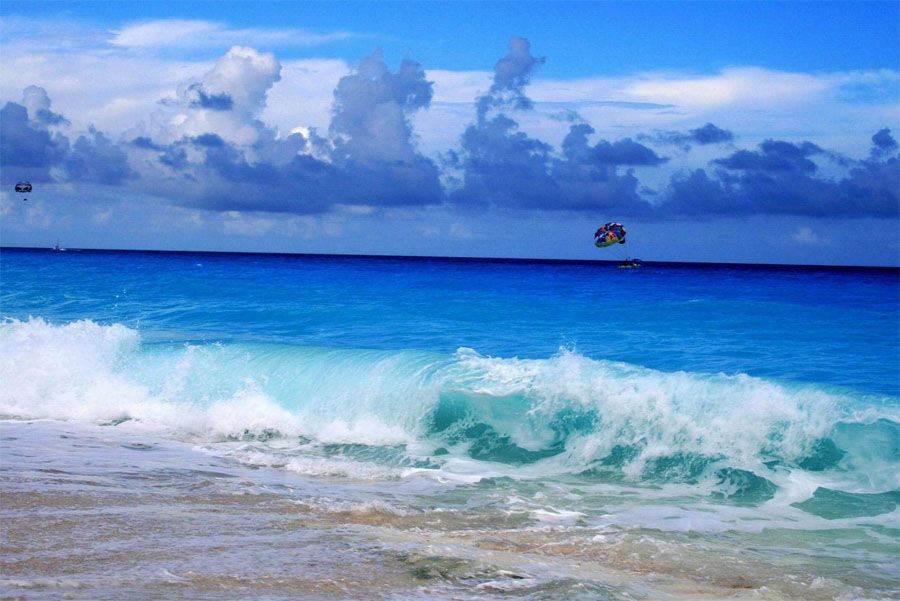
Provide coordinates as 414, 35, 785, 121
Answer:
1, 420, 891, 601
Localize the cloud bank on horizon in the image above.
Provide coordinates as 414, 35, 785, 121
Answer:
1, 16, 898, 262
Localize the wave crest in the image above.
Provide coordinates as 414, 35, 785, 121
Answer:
1, 318, 896, 495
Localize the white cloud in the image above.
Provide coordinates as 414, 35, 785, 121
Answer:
791, 226, 828, 246
416, 66, 897, 161
91, 209, 113, 224
137, 45, 283, 146
1, 20, 896, 242
0, 17, 353, 138
427, 69, 493, 104
109, 19, 353, 49
449, 222, 474, 239
3, 13, 895, 163
620, 67, 831, 108
262, 59, 349, 134
417, 224, 439, 238
221, 211, 289, 236
21, 85, 52, 117
0, 51, 207, 134
335, 204, 375, 216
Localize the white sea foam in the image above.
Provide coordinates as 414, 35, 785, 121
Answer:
230, 449, 408, 480
0, 318, 414, 447
453, 346, 842, 470
1, 317, 896, 496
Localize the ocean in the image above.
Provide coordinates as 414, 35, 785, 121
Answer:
1, 247, 898, 601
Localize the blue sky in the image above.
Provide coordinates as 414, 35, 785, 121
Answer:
12, 1, 899, 74
1, 1, 898, 265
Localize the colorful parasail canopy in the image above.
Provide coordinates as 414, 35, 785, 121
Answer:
594, 222, 626, 247
15, 180, 32, 194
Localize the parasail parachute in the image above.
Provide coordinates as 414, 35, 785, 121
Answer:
15, 180, 32, 201
594, 222, 626, 247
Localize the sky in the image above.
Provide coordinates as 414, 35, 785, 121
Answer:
1, 1, 898, 265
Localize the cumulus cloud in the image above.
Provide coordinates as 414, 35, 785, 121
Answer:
713, 140, 823, 172
477, 36, 546, 118
449, 38, 557, 208
21, 86, 69, 126
659, 132, 899, 217
590, 138, 669, 166
2, 38, 896, 224
0, 101, 66, 183
323, 49, 443, 207
451, 113, 556, 209
450, 38, 661, 213
1, 94, 136, 189
871, 127, 899, 160
691, 123, 734, 145
641, 122, 734, 149
551, 124, 660, 211
463, 41, 532, 111
128, 46, 441, 213
330, 49, 434, 164
142, 46, 284, 147
65, 127, 136, 185
186, 84, 234, 111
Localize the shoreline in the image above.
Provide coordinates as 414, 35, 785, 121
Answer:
2, 419, 895, 601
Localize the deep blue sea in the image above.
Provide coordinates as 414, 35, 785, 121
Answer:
2, 247, 898, 601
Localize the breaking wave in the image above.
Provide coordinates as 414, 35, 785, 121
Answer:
2, 317, 897, 505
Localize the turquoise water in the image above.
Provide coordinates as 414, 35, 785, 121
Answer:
1, 247, 898, 600
3, 249, 897, 393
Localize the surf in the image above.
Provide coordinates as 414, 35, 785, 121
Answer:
2, 317, 897, 507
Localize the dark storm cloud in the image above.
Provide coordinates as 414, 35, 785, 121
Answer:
131, 136, 162, 150
156, 132, 440, 214
186, 83, 234, 111
548, 124, 655, 212
450, 113, 557, 209
658, 133, 899, 217
871, 127, 898, 159
640, 122, 734, 149
0, 101, 66, 183
32, 107, 70, 127
192, 133, 226, 147
713, 140, 823, 173
2, 99, 135, 187
3, 41, 895, 223
691, 123, 734, 145
329, 49, 434, 166
450, 39, 659, 215
449, 114, 657, 212
591, 138, 668, 166
64, 127, 136, 185
135, 50, 442, 213
476, 37, 545, 119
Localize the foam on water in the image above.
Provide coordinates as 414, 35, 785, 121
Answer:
3, 250, 898, 599
2, 317, 896, 513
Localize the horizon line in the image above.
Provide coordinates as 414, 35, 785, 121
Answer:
2, 245, 897, 271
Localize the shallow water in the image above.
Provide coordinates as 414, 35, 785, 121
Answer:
1, 248, 898, 600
